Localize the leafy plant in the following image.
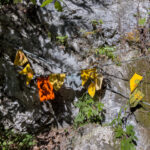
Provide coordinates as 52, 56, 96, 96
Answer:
99, 19, 103, 24
48, 32, 52, 39
91, 20, 99, 25
54, 0, 63, 12
96, 46, 116, 60
0, 128, 36, 150
30, 0, 36, 4
41, 0, 53, 7
110, 108, 137, 150
40, 0, 63, 11
13, 0, 22, 3
138, 18, 146, 26
74, 94, 104, 128
91, 19, 103, 26
56, 35, 68, 45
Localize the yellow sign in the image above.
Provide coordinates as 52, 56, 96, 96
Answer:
88, 82, 96, 98
129, 89, 144, 107
81, 68, 103, 97
130, 73, 143, 93
49, 74, 66, 91
81, 68, 97, 86
19, 64, 34, 85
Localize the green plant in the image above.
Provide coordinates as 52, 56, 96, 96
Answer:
48, 32, 52, 39
56, 35, 68, 45
40, 0, 63, 11
0, 128, 36, 150
99, 19, 103, 24
110, 108, 137, 150
74, 94, 104, 128
91, 19, 103, 26
96, 46, 116, 60
138, 18, 146, 26
91, 20, 99, 25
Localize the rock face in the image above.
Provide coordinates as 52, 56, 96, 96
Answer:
0, 0, 149, 133
72, 124, 116, 150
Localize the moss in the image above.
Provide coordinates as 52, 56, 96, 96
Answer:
135, 108, 150, 128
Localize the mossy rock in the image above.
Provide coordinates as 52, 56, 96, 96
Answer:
135, 108, 150, 128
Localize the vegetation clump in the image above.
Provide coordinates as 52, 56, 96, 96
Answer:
74, 94, 105, 128
96, 46, 116, 60
0, 127, 36, 150
110, 108, 138, 150
56, 35, 68, 45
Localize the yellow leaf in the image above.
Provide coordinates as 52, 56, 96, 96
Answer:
130, 73, 143, 93
95, 74, 103, 91
14, 50, 28, 66
129, 89, 144, 107
49, 73, 66, 91
81, 68, 97, 86
19, 64, 34, 85
26, 73, 34, 85
88, 82, 96, 97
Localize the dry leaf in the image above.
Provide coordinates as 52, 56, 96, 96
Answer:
95, 75, 103, 91
14, 50, 28, 66
49, 74, 66, 91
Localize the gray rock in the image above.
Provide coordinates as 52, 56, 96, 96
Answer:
0, 0, 149, 134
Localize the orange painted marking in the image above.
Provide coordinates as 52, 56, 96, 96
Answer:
37, 77, 55, 102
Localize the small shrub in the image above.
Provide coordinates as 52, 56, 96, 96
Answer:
0, 128, 36, 150
74, 94, 104, 128
91, 20, 99, 26
110, 108, 137, 150
40, 0, 63, 11
56, 35, 68, 45
138, 18, 146, 26
91, 19, 103, 26
96, 46, 116, 60
48, 32, 52, 39
98, 19, 103, 24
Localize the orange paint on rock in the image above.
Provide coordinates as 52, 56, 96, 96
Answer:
37, 77, 55, 102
